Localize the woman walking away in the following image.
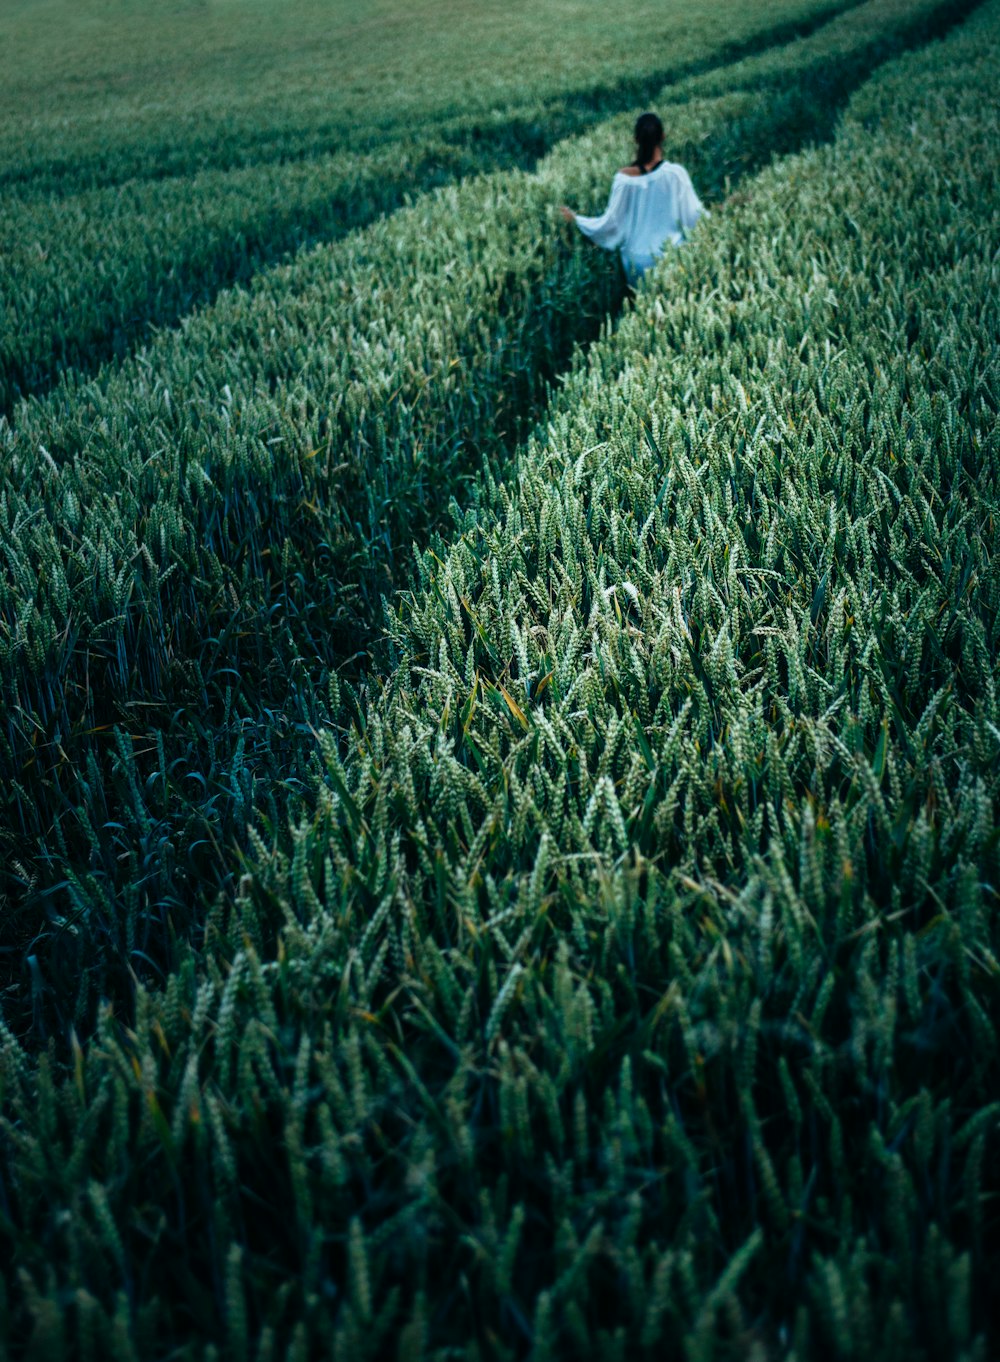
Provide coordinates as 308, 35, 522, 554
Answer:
561, 112, 705, 284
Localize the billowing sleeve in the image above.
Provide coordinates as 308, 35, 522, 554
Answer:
678, 168, 707, 234
573, 177, 631, 250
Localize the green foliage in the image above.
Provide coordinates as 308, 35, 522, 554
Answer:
0, 0, 853, 192
0, 0, 978, 1039
3, 0, 973, 416
0, 0, 856, 414
2, 0, 999, 1357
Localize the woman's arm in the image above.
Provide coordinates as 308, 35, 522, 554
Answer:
563, 177, 630, 250
677, 168, 707, 233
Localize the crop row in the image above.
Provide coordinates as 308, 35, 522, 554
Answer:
0, 0, 985, 1036
2, 3, 998, 1354
0, 138, 493, 416
0, 0, 862, 415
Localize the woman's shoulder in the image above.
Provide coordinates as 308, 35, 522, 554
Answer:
616, 166, 642, 178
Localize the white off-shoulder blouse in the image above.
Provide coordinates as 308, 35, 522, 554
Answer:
572, 161, 706, 282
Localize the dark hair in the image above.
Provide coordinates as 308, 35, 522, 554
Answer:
634, 112, 664, 166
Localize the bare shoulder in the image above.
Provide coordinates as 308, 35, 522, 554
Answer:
617, 165, 641, 177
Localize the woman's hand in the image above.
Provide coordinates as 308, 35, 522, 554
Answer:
559, 206, 575, 223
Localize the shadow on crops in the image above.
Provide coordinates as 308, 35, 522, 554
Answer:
0, 0, 986, 1047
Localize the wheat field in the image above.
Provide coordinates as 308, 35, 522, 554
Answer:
1, 0, 998, 1357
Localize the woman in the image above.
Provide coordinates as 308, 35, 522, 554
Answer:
561, 112, 706, 284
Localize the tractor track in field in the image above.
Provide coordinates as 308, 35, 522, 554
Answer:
408, 0, 993, 619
